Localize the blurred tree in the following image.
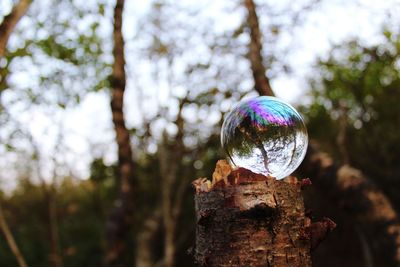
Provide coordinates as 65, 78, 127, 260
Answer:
29, 130, 64, 267
105, 1, 136, 266
1, 1, 111, 266
0, 204, 27, 267
305, 33, 400, 200
130, 1, 249, 265
301, 31, 400, 266
244, 0, 400, 266
0, 1, 32, 266
0, 174, 112, 267
244, 0, 274, 96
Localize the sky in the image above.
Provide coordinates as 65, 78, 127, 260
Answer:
0, 0, 399, 190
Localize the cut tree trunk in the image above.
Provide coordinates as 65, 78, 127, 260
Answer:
193, 160, 321, 267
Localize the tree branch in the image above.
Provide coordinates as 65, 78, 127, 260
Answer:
244, 0, 274, 97
0, 203, 28, 267
0, 0, 32, 58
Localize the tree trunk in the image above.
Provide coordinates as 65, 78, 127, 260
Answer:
135, 208, 162, 267
105, 0, 136, 266
0, 0, 32, 106
244, 0, 274, 97
0, 2, 31, 265
193, 161, 312, 267
160, 147, 179, 267
301, 143, 400, 267
158, 98, 187, 267
0, 0, 32, 58
46, 189, 63, 267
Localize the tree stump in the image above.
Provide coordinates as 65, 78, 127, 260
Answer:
192, 160, 330, 267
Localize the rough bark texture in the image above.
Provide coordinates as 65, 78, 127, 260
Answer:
106, 0, 135, 266
244, 0, 274, 97
0, 204, 28, 267
193, 161, 312, 267
301, 143, 400, 267
0, 0, 32, 58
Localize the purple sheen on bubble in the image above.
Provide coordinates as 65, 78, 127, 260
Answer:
221, 96, 308, 179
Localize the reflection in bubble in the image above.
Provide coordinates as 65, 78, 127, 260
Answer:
221, 96, 308, 180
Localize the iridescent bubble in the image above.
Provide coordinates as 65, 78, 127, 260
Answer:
221, 96, 308, 179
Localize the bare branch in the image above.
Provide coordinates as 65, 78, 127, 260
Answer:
0, 204, 28, 267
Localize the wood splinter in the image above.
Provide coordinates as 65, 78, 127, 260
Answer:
192, 160, 335, 267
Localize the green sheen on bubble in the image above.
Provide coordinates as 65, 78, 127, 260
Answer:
221, 96, 308, 180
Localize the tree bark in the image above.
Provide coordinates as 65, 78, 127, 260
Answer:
46, 188, 63, 267
0, 0, 32, 58
160, 140, 178, 267
135, 208, 162, 267
105, 0, 135, 266
0, 203, 28, 267
158, 97, 188, 267
244, 0, 274, 97
301, 143, 400, 267
193, 161, 312, 267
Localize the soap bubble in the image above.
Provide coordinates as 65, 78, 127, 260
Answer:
221, 96, 308, 179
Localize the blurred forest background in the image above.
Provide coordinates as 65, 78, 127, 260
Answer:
1, 0, 400, 266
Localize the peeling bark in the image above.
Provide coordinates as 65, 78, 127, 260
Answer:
308, 217, 336, 251
244, 0, 274, 97
0, 0, 32, 58
193, 161, 314, 267
105, 0, 135, 266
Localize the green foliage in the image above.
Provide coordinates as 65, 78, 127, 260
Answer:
0, 173, 117, 267
302, 30, 400, 206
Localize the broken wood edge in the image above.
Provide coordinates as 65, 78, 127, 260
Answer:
192, 159, 313, 193
192, 159, 336, 266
